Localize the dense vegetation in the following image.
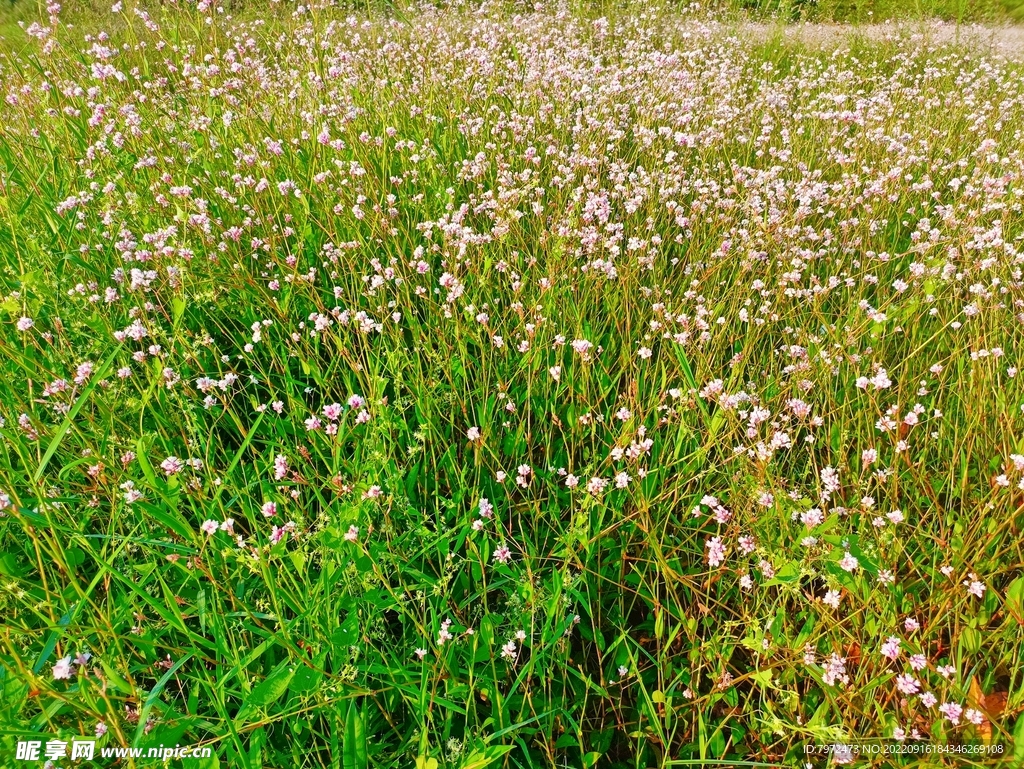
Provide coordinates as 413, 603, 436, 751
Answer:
1, 1, 1024, 767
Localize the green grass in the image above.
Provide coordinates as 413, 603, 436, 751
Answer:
0, 1, 1023, 768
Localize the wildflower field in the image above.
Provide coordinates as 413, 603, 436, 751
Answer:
1, 0, 1024, 766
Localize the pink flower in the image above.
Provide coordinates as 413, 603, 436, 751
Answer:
323, 403, 343, 420
829, 745, 853, 765
880, 636, 901, 660
493, 544, 512, 564
571, 339, 593, 359
467, 426, 481, 441
896, 674, 920, 695
16, 316, 34, 331
963, 573, 985, 598
261, 502, 277, 517
871, 369, 892, 389
160, 456, 184, 475
801, 508, 823, 528
838, 551, 859, 572
52, 656, 73, 680
344, 525, 359, 542
347, 394, 365, 409
273, 454, 288, 480
705, 536, 726, 567
200, 519, 219, 535
938, 702, 962, 725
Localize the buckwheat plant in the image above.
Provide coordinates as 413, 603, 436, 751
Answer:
1, 1, 1023, 767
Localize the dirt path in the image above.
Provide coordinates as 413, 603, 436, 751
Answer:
704, 20, 1024, 58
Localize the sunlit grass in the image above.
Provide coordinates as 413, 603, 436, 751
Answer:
1, 1, 1023, 767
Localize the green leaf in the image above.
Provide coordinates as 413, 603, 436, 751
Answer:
342, 700, 368, 769
172, 295, 186, 329
234, 660, 295, 724
1005, 576, 1024, 624
100, 659, 135, 695
1014, 713, 1024, 765
751, 669, 773, 690
461, 746, 515, 768
247, 661, 295, 708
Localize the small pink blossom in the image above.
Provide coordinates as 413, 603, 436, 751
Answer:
880, 636, 901, 660
938, 702, 962, 725
274, 454, 288, 480
160, 456, 184, 475
838, 551, 859, 572
52, 656, 73, 680
705, 536, 726, 567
